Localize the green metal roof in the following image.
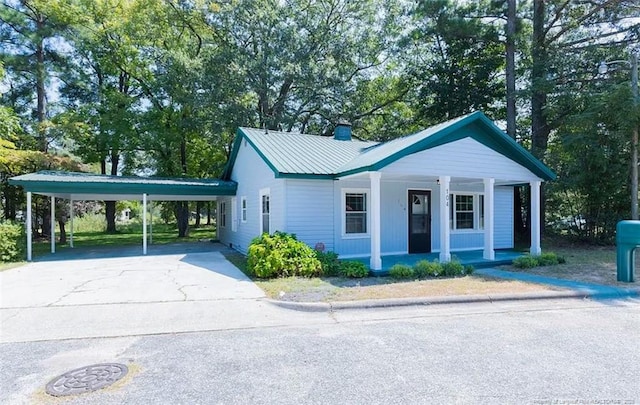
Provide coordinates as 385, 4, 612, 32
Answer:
9, 171, 237, 201
223, 111, 555, 181
223, 127, 378, 179
337, 112, 556, 180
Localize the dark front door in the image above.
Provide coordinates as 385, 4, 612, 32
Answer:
408, 190, 431, 253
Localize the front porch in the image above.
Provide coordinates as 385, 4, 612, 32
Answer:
352, 249, 525, 276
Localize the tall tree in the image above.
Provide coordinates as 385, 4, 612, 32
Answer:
0, 0, 75, 151
406, 0, 506, 125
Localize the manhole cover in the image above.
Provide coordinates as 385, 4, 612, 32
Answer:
45, 363, 128, 397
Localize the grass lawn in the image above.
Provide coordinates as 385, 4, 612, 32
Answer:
0, 262, 25, 272
30, 222, 217, 256
504, 242, 639, 287
223, 251, 560, 302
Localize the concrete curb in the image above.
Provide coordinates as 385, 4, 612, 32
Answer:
265, 289, 640, 312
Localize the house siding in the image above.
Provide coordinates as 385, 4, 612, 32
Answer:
382, 137, 541, 182
494, 186, 514, 249
285, 179, 335, 251
221, 139, 284, 254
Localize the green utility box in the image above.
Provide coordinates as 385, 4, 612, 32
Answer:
616, 220, 640, 282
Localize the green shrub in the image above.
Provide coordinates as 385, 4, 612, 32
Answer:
315, 251, 341, 277
464, 265, 475, 275
537, 252, 560, 266
0, 221, 25, 262
246, 232, 321, 278
389, 264, 414, 279
557, 255, 567, 264
513, 255, 539, 269
442, 260, 465, 277
340, 261, 370, 278
413, 260, 443, 278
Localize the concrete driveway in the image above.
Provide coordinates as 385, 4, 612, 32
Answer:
0, 244, 284, 343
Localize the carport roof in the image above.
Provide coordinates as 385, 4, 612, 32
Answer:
9, 171, 237, 201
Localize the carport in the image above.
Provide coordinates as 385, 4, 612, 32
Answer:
9, 170, 237, 260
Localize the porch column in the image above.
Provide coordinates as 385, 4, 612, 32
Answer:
26, 192, 32, 261
142, 193, 148, 255
69, 199, 74, 248
483, 178, 495, 260
50, 196, 55, 253
530, 180, 542, 255
439, 175, 451, 262
369, 171, 382, 270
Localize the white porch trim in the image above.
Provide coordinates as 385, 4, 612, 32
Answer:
26, 192, 32, 261
530, 180, 542, 255
143, 193, 148, 255
369, 171, 382, 270
69, 199, 74, 248
483, 178, 495, 260
50, 196, 55, 253
439, 175, 451, 262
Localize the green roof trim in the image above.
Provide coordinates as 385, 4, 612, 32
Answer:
222, 111, 555, 182
9, 171, 237, 197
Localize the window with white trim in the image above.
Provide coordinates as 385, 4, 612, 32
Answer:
450, 193, 484, 230
220, 201, 227, 228
241, 197, 247, 222
343, 190, 368, 235
260, 189, 270, 234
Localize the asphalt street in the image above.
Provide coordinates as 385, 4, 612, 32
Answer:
2, 298, 639, 405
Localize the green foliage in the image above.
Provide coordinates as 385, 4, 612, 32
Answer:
513, 255, 540, 269
70, 213, 107, 233
513, 252, 565, 269
441, 261, 465, 277
464, 265, 475, 275
339, 261, 370, 278
246, 232, 321, 279
413, 260, 443, 278
537, 252, 560, 267
389, 264, 415, 279
0, 221, 25, 262
315, 251, 341, 277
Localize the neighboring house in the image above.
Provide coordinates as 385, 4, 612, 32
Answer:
217, 111, 555, 271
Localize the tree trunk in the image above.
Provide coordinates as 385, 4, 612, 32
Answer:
175, 202, 189, 237
531, 0, 548, 234
58, 220, 67, 244
505, 0, 517, 140
531, 0, 550, 158
207, 201, 211, 225
195, 201, 202, 228
35, 16, 47, 152
104, 154, 119, 233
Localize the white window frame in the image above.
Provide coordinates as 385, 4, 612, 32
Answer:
450, 193, 484, 232
231, 197, 237, 232
241, 196, 247, 223
259, 188, 270, 235
219, 200, 227, 228
341, 188, 370, 239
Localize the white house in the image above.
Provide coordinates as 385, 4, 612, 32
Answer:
217, 111, 555, 271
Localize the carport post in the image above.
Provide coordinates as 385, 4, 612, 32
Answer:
149, 200, 153, 244
50, 196, 55, 253
26, 192, 32, 261
69, 199, 74, 248
143, 193, 148, 255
